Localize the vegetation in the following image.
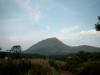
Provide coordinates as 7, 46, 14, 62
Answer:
95, 16, 100, 31
1, 51, 100, 75
0, 59, 59, 75
0, 45, 100, 75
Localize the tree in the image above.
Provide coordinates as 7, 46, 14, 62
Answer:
10, 45, 22, 53
95, 16, 100, 31
0, 48, 2, 51
9, 45, 22, 59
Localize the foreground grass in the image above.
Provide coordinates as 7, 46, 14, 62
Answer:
0, 58, 100, 75
0, 59, 59, 75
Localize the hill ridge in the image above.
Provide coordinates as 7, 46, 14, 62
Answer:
24, 37, 100, 55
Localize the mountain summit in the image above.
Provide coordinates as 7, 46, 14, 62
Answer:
25, 37, 71, 55
25, 37, 100, 55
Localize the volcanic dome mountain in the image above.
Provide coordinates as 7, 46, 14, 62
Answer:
25, 37, 100, 55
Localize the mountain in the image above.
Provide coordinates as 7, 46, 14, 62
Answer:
24, 37, 100, 55
25, 37, 72, 55
72, 45, 100, 52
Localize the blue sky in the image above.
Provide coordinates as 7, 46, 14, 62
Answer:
0, 0, 100, 50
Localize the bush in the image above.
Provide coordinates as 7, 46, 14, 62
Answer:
0, 59, 31, 75
78, 62, 100, 75
0, 59, 59, 75
29, 59, 59, 75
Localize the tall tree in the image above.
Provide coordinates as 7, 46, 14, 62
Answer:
95, 16, 100, 31
9, 45, 22, 59
10, 45, 22, 53
0, 48, 2, 51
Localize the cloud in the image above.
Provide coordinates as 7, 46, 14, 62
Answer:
16, 0, 41, 22
78, 29, 100, 47
80, 29, 97, 35
79, 29, 100, 40
79, 29, 100, 41
53, 26, 100, 47
56, 26, 79, 40
60, 26, 79, 34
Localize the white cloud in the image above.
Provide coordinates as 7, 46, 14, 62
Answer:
54, 26, 100, 47
56, 26, 79, 40
80, 29, 100, 40
78, 29, 100, 47
80, 29, 97, 35
16, 0, 41, 22
61, 26, 79, 34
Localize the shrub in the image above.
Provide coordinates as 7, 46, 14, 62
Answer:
78, 62, 100, 75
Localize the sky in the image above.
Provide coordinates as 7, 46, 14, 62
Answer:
0, 0, 100, 50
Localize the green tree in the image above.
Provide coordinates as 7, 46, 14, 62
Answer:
0, 48, 2, 51
9, 45, 22, 59
10, 45, 22, 53
95, 16, 100, 31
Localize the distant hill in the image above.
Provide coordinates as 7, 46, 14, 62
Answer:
24, 37, 100, 55
72, 45, 100, 52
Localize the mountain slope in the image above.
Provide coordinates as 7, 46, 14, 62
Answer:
24, 37, 100, 55
72, 45, 100, 52
25, 38, 71, 55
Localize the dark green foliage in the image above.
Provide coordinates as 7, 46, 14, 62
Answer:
78, 62, 100, 75
64, 56, 82, 73
95, 16, 100, 31
49, 60, 59, 70
95, 23, 100, 31
9, 45, 22, 59
0, 52, 9, 58
62, 51, 100, 74
10, 45, 22, 53
0, 60, 31, 75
